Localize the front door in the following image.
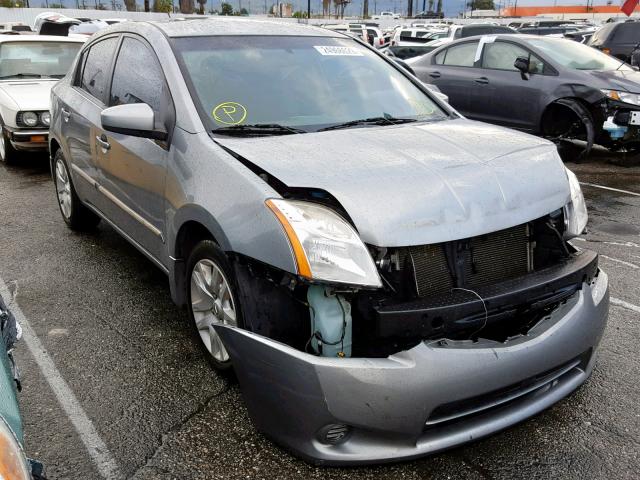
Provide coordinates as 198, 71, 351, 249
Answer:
98, 35, 174, 263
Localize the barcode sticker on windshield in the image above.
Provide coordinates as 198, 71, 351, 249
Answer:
314, 46, 363, 56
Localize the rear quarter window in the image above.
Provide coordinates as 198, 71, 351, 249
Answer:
613, 23, 640, 44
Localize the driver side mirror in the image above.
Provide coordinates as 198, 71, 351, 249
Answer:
101, 103, 167, 141
514, 56, 530, 80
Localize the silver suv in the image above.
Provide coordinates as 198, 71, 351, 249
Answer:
49, 19, 609, 465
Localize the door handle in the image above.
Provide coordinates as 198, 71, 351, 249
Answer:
96, 134, 110, 151
61, 108, 71, 122
475, 77, 489, 85
429, 71, 441, 78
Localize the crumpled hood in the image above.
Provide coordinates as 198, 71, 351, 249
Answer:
588, 69, 640, 93
217, 119, 571, 247
0, 80, 55, 111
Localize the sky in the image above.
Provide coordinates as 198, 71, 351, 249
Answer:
35, 0, 626, 18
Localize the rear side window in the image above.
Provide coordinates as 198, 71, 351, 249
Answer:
400, 30, 414, 41
80, 37, 118, 102
109, 36, 173, 133
613, 23, 640, 44
441, 41, 478, 67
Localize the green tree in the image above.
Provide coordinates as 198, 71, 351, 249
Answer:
220, 2, 233, 14
467, 0, 494, 9
0, 0, 25, 6
239, 7, 248, 14
153, 0, 172, 12
292, 10, 307, 18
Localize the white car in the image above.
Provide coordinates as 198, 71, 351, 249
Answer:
0, 35, 84, 164
373, 11, 400, 20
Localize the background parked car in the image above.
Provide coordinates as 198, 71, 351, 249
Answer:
588, 21, 640, 62
423, 23, 518, 50
0, 35, 85, 164
373, 11, 400, 20
410, 34, 640, 160
1, 293, 46, 480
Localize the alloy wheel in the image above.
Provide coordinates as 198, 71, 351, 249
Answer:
190, 259, 237, 362
55, 158, 72, 219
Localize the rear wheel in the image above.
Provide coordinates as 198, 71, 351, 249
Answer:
53, 150, 100, 230
187, 240, 244, 371
0, 128, 18, 164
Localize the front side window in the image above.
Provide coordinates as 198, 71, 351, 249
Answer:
80, 37, 119, 101
109, 37, 165, 117
0, 41, 82, 79
173, 36, 448, 133
482, 41, 545, 73
442, 41, 478, 67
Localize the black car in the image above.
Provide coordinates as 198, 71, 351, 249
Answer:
410, 34, 640, 160
589, 21, 640, 62
454, 24, 517, 39
518, 26, 580, 36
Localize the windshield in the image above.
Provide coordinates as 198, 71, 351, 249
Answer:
528, 37, 632, 71
172, 36, 447, 134
0, 41, 81, 79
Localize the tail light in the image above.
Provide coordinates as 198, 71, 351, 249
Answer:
603, 48, 611, 55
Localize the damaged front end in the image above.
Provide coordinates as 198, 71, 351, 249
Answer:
215, 193, 608, 464
599, 90, 640, 155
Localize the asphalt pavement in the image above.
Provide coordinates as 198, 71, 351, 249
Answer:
0, 151, 638, 480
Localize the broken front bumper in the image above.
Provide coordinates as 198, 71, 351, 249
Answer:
215, 269, 609, 466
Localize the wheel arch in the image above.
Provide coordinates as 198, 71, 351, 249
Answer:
169, 208, 231, 307
540, 96, 597, 157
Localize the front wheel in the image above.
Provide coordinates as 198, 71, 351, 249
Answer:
187, 240, 244, 371
0, 129, 18, 164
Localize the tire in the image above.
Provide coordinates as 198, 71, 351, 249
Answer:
186, 240, 244, 371
557, 141, 585, 163
53, 150, 100, 230
0, 128, 18, 165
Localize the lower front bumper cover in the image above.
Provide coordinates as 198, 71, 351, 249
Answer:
3, 126, 48, 151
215, 271, 609, 466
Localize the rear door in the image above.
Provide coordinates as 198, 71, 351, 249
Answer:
62, 35, 119, 212
413, 40, 480, 116
99, 34, 175, 262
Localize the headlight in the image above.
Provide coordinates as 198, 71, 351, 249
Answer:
266, 199, 382, 288
0, 418, 31, 480
563, 168, 588, 239
601, 89, 640, 106
21, 111, 38, 127
40, 111, 51, 126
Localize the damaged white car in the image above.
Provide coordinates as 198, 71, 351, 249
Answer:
49, 20, 609, 465
0, 35, 84, 164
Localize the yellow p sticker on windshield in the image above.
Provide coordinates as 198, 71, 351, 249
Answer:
213, 102, 247, 125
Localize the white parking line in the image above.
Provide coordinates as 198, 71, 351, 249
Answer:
0, 277, 123, 480
579, 182, 640, 197
611, 297, 640, 315
600, 254, 639, 270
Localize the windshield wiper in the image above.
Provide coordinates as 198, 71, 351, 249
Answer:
0, 73, 47, 79
212, 123, 307, 136
318, 116, 418, 132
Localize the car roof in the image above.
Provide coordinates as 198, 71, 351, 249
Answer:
147, 18, 339, 38
0, 34, 85, 43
